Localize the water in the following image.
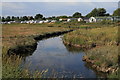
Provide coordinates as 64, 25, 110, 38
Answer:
22, 36, 106, 78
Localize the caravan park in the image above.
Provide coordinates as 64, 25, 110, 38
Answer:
1, 2, 120, 79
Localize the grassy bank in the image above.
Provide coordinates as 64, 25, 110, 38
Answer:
63, 25, 119, 78
83, 45, 118, 73
2, 55, 48, 78
63, 27, 118, 48
2, 24, 70, 54
2, 23, 119, 78
2, 23, 70, 78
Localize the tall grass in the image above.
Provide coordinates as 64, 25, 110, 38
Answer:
63, 27, 118, 48
2, 24, 70, 78
2, 54, 48, 78
63, 25, 119, 78
85, 45, 118, 69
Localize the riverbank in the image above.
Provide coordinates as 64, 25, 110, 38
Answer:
2, 23, 119, 78
2, 24, 72, 78
63, 26, 119, 78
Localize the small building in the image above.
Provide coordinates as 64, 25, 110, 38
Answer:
44, 20, 50, 23
51, 20, 56, 23
83, 18, 89, 23
78, 18, 83, 22
89, 17, 97, 23
67, 19, 71, 22
112, 16, 120, 21
59, 18, 67, 22
89, 16, 114, 23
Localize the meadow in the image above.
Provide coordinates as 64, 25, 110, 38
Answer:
63, 22, 119, 78
2, 23, 70, 78
63, 27, 118, 48
2, 22, 119, 78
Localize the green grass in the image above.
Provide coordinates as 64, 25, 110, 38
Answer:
108, 68, 119, 79
2, 22, 119, 78
63, 24, 119, 78
85, 45, 118, 68
2, 23, 70, 78
2, 55, 48, 78
63, 27, 118, 48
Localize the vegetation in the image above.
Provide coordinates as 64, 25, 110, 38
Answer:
113, 8, 120, 16
72, 12, 82, 18
63, 24, 119, 78
85, 45, 118, 70
34, 14, 43, 20
2, 23, 70, 78
2, 55, 48, 78
2, 24, 69, 51
86, 8, 110, 18
63, 27, 118, 48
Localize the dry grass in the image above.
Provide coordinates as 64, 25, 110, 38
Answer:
85, 45, 118, 68
2, 55, 48, 78
2, 23, 69, 78
63, 25, 119, 78
2, 24, 69, 54
63, 26, 118, 48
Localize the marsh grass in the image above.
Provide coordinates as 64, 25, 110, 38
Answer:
63, 27, 118, 48
63, 25, 119, 78
2, 24, 70, 55
2, 54, 48, 78
85, 45, 118, 68
2, 24, 70, 78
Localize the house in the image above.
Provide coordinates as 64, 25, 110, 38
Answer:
44, 20, 49, 23
89, 16, 114, 23
39, 21, 44, 24
112, 16, 120, 21
59, 18, 67, 22
83, 18, 89, 23
51, 20, 56, 23
67, 19, 71, 22
78, 18, 83, 22
89, 17, 97, 22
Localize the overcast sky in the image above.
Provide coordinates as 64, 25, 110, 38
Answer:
1, 2, 119, 17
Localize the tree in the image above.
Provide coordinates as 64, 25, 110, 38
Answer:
28, 16, 34, 20
98, 8, 106, 16
86, 8, 107, 17
23, 16, 28, 21
113, 8, 120, 16
59, 15, 68, 18
16, 16, 20, 21
12, 16, 15, 21
35, 14, 43, 20
86, 8, 98, 17
2, 17, 5, 22
6, 16, 11, 21
72, 12, 82, 18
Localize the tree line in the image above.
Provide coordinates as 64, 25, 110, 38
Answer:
1, 8, 120, 22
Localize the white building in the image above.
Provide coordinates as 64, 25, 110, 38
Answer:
51, 20, 56, 23
59, 19, 63, 21
78, 18, 83, 22
67, 19, 71, 22
89, 17, 97, 23
39, 21, 44, 24
89, 16, 114, 23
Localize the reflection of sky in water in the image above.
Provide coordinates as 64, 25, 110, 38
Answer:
24, 36, 105, 78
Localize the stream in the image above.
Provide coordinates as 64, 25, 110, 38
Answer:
21, 36, 106, 78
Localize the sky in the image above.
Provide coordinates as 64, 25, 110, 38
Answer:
1, 1, 120, 17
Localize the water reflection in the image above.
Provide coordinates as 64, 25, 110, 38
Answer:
63, 43, 84, 53
21, 36, 106, 78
